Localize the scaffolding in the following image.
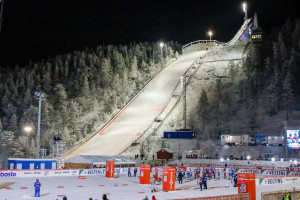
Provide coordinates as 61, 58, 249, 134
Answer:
50, 139, 66, 168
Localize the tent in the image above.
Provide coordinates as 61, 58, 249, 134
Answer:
64, 155, 136, 169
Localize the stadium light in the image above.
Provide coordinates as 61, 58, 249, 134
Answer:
220, 158, 224, 162
247, 156, 250, 160
242, 2, 248, 20
294, 160, 298, 164
290, 160, 293, 162
227, 158, 230, 161
271, 157, 275, 162
281, 158, 284, 161
208, 31, 213, 42
24, 126, 33, 134
159, 42, 164, 48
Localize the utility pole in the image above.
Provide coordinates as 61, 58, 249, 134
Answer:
35, 92, 45, 158
181, 76, 187, 130
284, 121, 288, 159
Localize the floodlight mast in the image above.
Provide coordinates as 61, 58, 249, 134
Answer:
35, 92, 45, 158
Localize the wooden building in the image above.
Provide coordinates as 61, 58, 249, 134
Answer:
156, 148, 173, 160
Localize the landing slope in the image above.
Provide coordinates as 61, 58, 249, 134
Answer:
64, 51, 206, 159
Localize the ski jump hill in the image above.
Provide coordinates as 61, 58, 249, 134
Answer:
63, 19, 252, 161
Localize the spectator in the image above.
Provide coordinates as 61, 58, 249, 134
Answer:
63, 197, 67, 200
103, 193, 109, 200
178, 171, 183, 184
282, 191, 291, 200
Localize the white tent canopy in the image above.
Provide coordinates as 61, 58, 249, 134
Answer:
65, 155, 136, 165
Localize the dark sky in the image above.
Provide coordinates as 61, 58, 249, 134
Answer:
0, 0, 300, 67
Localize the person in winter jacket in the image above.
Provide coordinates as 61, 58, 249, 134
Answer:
178, 171, 183, 184
34, 179, 41, 197
199, 177, 203, 191
283, 191, 292, 200
134, 167, 137, 177
128, 167, 132, 177
152, 195, 157, 200
203, 175, 207, 189
234, 174, 238, 187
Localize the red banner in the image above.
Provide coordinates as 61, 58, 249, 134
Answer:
238, 173, 256, 200
105, 161, 115, 178
163, 167, 175, 191
140, 164, 151, 184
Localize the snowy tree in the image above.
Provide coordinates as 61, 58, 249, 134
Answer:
198, 89, 209, 136
129, 57, 138, 80
81, 76, 90, 97
283, 69, 295, 120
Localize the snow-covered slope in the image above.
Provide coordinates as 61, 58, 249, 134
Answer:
64, 51, 206, 160
135, 45, 249, 159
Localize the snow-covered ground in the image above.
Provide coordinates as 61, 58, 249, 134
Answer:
1, 173, 299, 200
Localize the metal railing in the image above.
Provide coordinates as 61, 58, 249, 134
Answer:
182, 40, 224, 55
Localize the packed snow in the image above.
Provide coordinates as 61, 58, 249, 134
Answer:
1, 172, 299, 200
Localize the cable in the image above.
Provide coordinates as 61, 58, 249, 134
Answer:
0, 0, 4, 34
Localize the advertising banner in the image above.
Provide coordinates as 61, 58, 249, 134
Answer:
238, 173, 256, 200
236, 168, 289, 176
140, 164, 151, 184
257, 176, 300, 186
162, 167, 175, 191
287, 130, 300, 149
105, 161, 115, 178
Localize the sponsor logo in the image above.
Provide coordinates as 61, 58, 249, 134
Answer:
238, 169, 260, 174
54, 171, 70, 174
266, 178, 283, 184
265, 170, 286, 176
81, 169, 104, 175
0, 171, 16, 177
24, 172, 41, 175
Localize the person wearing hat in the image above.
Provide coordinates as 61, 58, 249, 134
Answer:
283, 191, 291, 200
34, 179, 41, 197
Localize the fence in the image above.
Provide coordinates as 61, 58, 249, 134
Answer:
172, 193, 251, 200
182, 40, 224, 55
261, 189, 300, 200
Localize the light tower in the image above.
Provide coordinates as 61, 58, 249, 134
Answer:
35, 91, 45, 158
159, 42, 164, 67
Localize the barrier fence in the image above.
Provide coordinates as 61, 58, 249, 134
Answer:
172, 193, 251, 200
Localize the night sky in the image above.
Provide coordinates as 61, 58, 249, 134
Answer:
0, 0, 300, 68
